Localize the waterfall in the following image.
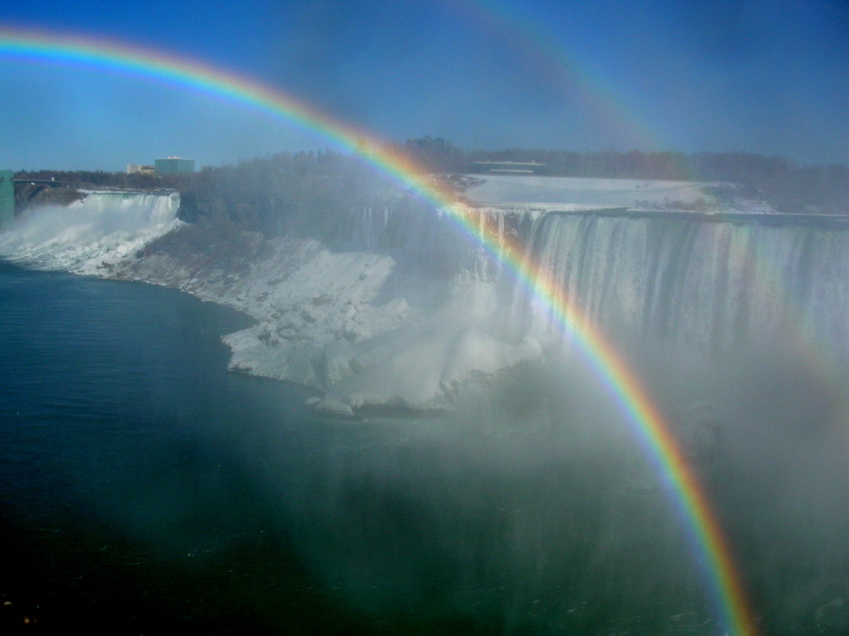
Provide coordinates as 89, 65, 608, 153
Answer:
71, 191, 179, 227
341, 203, 541, 280
511, 212, 849, 359
0, 190, 181, 273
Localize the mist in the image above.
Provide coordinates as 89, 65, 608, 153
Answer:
201, 333, 849, 634
3, 154, 849, 632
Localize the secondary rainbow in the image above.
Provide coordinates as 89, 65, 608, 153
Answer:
0, 27, 757, 635
443, 0, 696, 179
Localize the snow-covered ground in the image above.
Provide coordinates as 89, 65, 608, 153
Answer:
462, 173, 774, 213
113, 227, 541, 412
464, 174, 713, 208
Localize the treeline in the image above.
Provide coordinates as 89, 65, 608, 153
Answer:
176, 151, 413, 238
16, 141, 849, 220
14, 169, 159, 190
401, 137, 849, 214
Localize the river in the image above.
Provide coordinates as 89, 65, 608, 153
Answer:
1, 261, 846, 634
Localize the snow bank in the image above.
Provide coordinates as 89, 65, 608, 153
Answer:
113, 226, 542, 410
463, 174, 716, 208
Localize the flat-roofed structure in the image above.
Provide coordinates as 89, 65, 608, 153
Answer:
471, 161, 546, 175
154, 157, 195, 176
127, 164, 155, 176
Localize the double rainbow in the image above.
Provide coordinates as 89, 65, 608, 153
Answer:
0, 27, 757, 635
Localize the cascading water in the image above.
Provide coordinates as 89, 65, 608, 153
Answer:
510, 211, 849, 360
341, 203, 539, 279
489, 210, 849, 633
71, 191, 179, 226
0, 191, 180, 273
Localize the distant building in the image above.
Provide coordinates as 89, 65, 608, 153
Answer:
127, 164, 155, 176
471, 161, 546, 175
0, 170, 14, 228
154, 157, 195, 177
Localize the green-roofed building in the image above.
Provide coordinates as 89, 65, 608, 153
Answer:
154, 157, 195, 177
0, 170, 14, 229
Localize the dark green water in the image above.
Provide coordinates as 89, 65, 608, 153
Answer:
1, 263, 845, 635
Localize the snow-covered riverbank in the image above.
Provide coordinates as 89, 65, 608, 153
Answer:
0, 191, 542, 411
115, 223, 541, 412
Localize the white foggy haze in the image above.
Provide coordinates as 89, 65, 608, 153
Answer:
2, 167, 849, 633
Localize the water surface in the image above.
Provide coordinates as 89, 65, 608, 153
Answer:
2, 262, 845, 635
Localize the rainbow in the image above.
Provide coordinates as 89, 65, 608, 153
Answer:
0, 27, 757, 634
443, 0, 695, 179
443, 0, 655, 150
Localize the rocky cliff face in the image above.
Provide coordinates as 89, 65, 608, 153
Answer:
15, 183, 85, 211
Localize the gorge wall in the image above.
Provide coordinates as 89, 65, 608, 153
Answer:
2, 189, 848, 412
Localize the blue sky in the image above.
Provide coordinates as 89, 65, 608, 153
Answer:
1, 0, 847, 170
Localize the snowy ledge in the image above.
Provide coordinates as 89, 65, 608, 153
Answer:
113, 224, 543, 412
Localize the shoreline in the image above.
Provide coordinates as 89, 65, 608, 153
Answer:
105, 223, 541, 412
0, 209, 541, 412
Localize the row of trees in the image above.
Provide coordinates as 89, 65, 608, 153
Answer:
400, 137, 849, 214
14, 169, 160, 190
176, 151, 409, 238
15, 141, 849, 221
